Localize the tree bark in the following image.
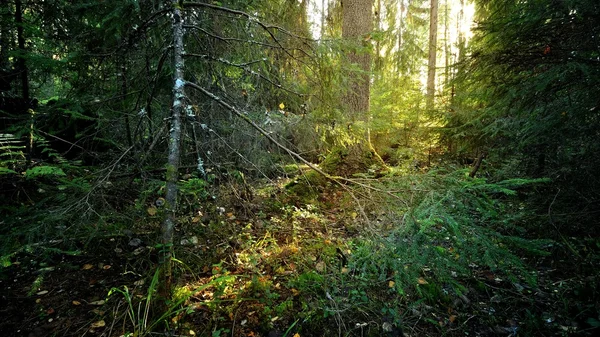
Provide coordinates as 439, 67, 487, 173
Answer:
342, 0, 373, 123
159, 0, 186, 303
426, 0, 438, 110
15, 0, 29, 101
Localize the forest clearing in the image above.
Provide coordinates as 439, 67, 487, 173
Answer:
1, 0, 599, 336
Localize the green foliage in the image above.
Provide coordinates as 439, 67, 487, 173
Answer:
24, 165, 66, 179
446, 0, 600, 237
299, 169, 554, 333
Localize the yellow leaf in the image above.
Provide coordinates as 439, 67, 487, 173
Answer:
90, 320, 106, 328
72, 300, 81, 306
315, 261, 325, 272
417, 277, 429, 285
147, 207, 157, 216
293, 334, 301, 337
388, 280, 395, 288
341, 267, 350, 274
279, 103, 285, 110
82, 264, 94, 270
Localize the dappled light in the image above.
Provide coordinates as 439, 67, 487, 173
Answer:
1, 0, 599, 336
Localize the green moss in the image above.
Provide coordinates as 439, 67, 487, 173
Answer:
282, 164, 301, 176
285, 171, 326, 203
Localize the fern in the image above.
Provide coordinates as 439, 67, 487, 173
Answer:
349, 169, 552, 304
24, 165, 67, 179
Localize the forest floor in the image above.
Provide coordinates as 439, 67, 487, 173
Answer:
1, 176, 599, 337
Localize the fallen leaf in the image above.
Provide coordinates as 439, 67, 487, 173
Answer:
293, 334, 300, 337
46, 308, 55, 315
89, 300, 105, 306
35, 298, 42, 303
36, 290, 49, 296
315, 261, 325, 272
341, 267, 350, 274
291, 288, 300, 296
147, 207, 157, 216
102, 265, 111, 270
449, 315, 457, 323
192, 216, 201, 223
72, 300, 81, 306
90, 320, 105, 328
417, 277, 429, 285
82, 264, 94, 270
388, 280, 395, 288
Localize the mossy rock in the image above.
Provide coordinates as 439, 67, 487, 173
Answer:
285, 170, 327, 203
321, 144, 381, 177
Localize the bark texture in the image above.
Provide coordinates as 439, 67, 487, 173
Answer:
426, 0, 439, 109
160, 0, 186, 301
342, 0, 373, 122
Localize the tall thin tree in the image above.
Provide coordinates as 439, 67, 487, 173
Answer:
159, 0, 186, 302
426, 0, 438, 109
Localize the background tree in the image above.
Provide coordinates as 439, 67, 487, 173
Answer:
426, 0, 438, 109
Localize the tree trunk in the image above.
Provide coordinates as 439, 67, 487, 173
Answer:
375, 0, 382, 75
320, 0, 326, 38
328, 0, 386, 175
426, 0, 438, 110
342, 0, 373, 123
15, 0, 29, 101
397, 0, 405, 73
444, 0, 449, 90
159, 0, 185, 304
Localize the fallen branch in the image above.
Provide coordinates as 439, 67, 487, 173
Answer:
185, 81, 408, 223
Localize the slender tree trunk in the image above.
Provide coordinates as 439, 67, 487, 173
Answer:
119, 55, 133, 147
15, 0, 28, 101
444, 0, 449, 90
397, 0, 404, 73
375, 0, 382, 75
320, 0, 326, 38
426, 0, 438, 110
159, 0, 185, 303
0, 0, 9, 70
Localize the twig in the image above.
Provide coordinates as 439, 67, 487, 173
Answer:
548, 188, 581, 258
185, 81, 373, 225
